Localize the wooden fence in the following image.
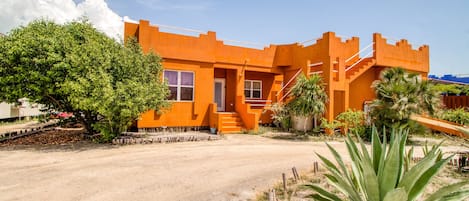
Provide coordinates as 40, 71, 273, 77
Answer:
442, 95, 469, 109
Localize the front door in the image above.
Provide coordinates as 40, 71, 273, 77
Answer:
214, 78, 225, 112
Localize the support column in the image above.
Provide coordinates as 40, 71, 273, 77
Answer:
322, 56, 335, 122
236, 61, 247, 99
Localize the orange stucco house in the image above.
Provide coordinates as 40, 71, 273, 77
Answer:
124, 20, 429, 133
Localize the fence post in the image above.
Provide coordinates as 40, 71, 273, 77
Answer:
282, 173, 287, 198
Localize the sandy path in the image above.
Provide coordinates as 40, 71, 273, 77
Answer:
0, 135, 345, 201
0, 134, 467, 201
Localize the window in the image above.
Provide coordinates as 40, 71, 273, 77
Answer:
164, 70, 194, 101
244, 80, 262, 99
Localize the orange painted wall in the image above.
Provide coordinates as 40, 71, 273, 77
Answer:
244, 71, 282, 124
137, 60, 214, 128
126, 20, 281, 74
333, 91, 346, 117
125, 19, 430, 131
245, 71, 275, 100
349, 68, 379, 110
374, 33, 429, 73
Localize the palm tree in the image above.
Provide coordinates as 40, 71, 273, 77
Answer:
371, 68, 441, 129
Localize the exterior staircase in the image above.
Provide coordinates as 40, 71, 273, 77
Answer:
218, 112, 245, 133
346, 58, 376, 81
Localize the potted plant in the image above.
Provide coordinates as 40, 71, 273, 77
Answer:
287, 74, 328, 132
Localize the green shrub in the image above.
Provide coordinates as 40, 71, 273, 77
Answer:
336, 109, 365, 136
270, 103, 291, 130
433, 84, 462, 95
306, 127, 469, 201
320, 118, 342, 134
440, 108, 469, 125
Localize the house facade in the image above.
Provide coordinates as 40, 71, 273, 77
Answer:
124, 20, 429, 133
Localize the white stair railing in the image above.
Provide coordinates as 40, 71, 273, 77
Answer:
276, 68, 302, 97
278, 86, 295, 103
345, 42, 374, 63
309, 71, 324, 75
308, 62, 324, 67
276, 68, 303, 102
345, 50, 375, 72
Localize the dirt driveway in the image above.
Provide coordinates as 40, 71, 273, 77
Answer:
0, 134, 467, 201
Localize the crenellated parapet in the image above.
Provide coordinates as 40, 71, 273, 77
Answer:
373, 33, 429, 73
125, 20, 278, 72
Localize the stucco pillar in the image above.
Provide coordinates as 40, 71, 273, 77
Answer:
322, 56, 335, 122
236, 61, 247, 98
337, 57, 345, 84
138, 20, 152, 52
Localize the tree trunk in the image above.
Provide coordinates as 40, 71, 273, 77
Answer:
75, 111, 97, 135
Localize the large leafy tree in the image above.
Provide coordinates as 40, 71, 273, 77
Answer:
0, 20, 168, 141
370, 68, 441, 129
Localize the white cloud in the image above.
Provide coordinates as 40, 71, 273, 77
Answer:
0, 0, 130, 41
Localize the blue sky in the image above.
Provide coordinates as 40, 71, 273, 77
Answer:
106, 0, 469, 76
2, 0, 468, 76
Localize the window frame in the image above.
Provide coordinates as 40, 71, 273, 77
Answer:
163, 70, 195, 102
244, 80, 262, 99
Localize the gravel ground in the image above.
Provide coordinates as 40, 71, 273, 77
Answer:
0, 133, 467, 201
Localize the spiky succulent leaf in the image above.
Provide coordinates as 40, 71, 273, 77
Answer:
398, 147, 440, 194
407, 156, 452, 201
310, 127, 469, 201
378, 131, 401, 199
424, 181, 469, 201
372, 126, 382, 172
383, 188, 408, 201
305, 184, 342, 201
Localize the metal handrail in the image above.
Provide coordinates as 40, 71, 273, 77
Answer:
155, 24, 265, 48
345, 50, 375, 72
276, 68, 303, 97
299, 37, 321, 45
380, 35, 426, 49
345, 42, 374, 63
223, 39, 265, 48
308, 62, 324, 67
155, 24, 205, 34
245, 99, 272, 103
250, 104, 272, 107
308, 71, 324, 75
279, 86, 295, 102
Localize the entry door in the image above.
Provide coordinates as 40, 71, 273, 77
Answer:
214, 78, 226, 112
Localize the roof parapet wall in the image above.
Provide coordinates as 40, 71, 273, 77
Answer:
124, 20, 429, 75
124, 20, 277, 69
373, 33, 429, 73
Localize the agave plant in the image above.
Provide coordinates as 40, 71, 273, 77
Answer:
307, 127, 469, 201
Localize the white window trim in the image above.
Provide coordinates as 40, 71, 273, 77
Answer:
164, 70, 195, 102
244, 80, 262, 99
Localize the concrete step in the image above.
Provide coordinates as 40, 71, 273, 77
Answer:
222, 121, 243, 126
220, 126, 243, 133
